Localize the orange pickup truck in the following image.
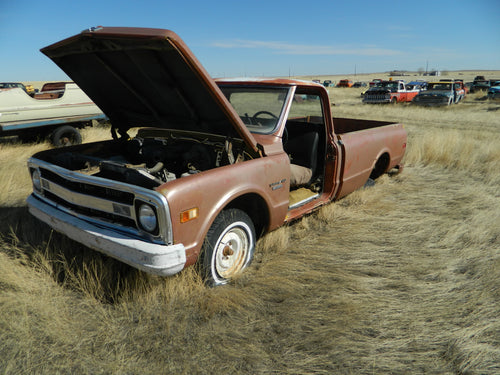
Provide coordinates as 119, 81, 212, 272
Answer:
27, 27, 407, 285
363, 80, 420, 104
336, 79, 354, 87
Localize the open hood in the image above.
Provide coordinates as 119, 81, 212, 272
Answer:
41, 27, 258, 151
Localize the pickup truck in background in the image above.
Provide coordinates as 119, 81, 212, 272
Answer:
412, 80, 466, 106
369, 79, 383, 87
336, 79, 354, 87
26, 27, 407, 285
470, 79, 500, 94
487, 81, 500, 100
0, 81, 106, 146
363, 80, 420, 104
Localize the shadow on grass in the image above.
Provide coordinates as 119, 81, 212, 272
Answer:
0, 206, 150, 303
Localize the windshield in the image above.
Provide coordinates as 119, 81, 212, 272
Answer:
219, 86, 289, 134
428, 83, 451, 90
374, 81, 398, 89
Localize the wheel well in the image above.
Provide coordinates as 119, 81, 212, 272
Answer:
370, 152, 390, 179
226, 193, 269, 239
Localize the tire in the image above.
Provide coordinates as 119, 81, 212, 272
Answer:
200, 208, 256, 286
370, 153, 389, 180
391, 97, 397, 104
51, 125, 82, 147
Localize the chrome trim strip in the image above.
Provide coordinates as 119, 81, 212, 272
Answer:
41, 177, 136, 220
288, 193, 320, 209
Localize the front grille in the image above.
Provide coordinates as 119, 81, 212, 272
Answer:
40, 168, 134, 204
29, 157, 172, 244
44, 190, 136, 228
417, 95, 446, 103
364, 94, 390, 102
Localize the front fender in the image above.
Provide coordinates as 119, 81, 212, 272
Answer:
156, 153, 290, 265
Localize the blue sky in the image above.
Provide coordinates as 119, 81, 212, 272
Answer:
1, 0, 499, 81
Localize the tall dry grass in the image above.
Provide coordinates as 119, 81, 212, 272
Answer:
1, 77, 499, 374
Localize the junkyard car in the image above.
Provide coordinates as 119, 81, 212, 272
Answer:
1, 81, 106, 146
470, 79, 499, 93
363, 80, 419, 104
336, 79, 353, 87
488, 81, 500, 99
412, 80, 465, 106
0, 82, 28, 92
406, 81, 427, 91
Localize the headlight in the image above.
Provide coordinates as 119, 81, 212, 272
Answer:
138, 203, 157, 232
31, 168, 42, 192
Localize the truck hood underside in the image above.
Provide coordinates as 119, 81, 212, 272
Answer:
40, 27, 258, 151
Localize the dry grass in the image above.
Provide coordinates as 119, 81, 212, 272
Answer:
1, 72, 499, 374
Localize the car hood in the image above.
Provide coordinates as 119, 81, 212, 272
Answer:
366, 88, 391, 93
417, 90, 452, 97
41, 26, 259, 151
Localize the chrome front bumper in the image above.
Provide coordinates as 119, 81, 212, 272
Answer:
27, 194, 186, 276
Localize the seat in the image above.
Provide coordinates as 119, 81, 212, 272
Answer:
285, 131, 319, 187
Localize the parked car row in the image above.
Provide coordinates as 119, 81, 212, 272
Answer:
312, 75, 500, 106
361, 78, 468, 106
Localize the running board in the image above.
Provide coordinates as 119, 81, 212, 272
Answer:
288, 192, 320, 209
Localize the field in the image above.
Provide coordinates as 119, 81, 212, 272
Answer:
1, 71, 499, 374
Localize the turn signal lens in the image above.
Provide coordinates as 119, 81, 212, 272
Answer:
31, 169, 42, 192
180, 207, 198, 223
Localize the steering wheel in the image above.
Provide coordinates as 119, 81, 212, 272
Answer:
251, 111, 278, 125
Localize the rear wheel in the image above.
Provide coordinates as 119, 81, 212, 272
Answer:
51, 125, 82, 147
370, 154, 390, 180
200, 208, 255, 286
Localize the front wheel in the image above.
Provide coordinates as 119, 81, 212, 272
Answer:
200, 208, 256, 286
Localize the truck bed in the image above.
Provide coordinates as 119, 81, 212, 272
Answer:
333, 117, 396, 134
334, 118, 406, 199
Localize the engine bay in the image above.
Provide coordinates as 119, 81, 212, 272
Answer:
35, 129, 253, 189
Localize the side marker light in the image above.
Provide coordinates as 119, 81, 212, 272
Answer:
180, 207, 199, 223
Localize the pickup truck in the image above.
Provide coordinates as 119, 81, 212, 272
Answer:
0, 81, 106, 146
26, 27, 407, 285
336, 79, 354, 88
412, 80, 466, 106
362, 80, 419, 104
